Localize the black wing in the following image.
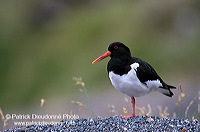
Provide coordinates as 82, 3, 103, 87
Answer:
131, 57, 175, 88
131, 57, 175, 97
131, 57, 161, 83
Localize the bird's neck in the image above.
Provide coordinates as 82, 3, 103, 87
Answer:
107, 55, 132, 75
112, 54, 131, 63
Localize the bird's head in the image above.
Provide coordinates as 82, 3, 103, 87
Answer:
92, 42, 131, 64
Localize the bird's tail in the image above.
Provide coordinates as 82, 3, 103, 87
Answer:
162, 89, 174, 97
167, 84, 176, 89
160, 84, 176, 97
158, 78, 176, 97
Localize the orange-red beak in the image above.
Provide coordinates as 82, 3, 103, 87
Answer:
92, 51, 111, 64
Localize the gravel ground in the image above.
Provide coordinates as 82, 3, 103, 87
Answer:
2, 115, 200, 132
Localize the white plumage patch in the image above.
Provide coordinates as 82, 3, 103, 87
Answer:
109, 63, 164, 97
145, 79, 162, 89
130, 62, 139, 71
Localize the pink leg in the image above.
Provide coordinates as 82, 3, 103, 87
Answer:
122, 97, 137, 119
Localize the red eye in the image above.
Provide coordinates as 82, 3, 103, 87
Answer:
114, 46, 118, 49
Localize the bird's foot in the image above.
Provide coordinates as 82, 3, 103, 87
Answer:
122, 114, 137, 119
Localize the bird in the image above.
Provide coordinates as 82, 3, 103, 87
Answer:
92, 42, 176, 119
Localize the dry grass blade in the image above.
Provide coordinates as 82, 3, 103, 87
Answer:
185, 99, 195, 118
178, 84, 183, 92
72, 77, 85, 87
136, 106, 146, 116
40, 98, 47, 107
176, 93, 186, 107
72, 77, 82, 82
173, 112, 177, 118
136, 104, 152, 116
122, 107, 128, 114
0, 108, 10, 130
158, 106, 169, 118
0, 108, 5, 121
72, 77, 95, 116
146, 104, 152, 116
176, 85, 186, 107
108, 104, 117, 114
71, 100, 87, 110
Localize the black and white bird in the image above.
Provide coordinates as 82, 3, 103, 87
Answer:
92, 42, 176, 119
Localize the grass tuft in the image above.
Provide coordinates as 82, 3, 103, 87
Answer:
71, 100, 87, 110
122, 107, 128, 115
158, 106, 169, 118
0, 108, 11, 130
72, 77, 94, 116
185, 99, 196, 118
176, 85, 186, 107
136, 104, 152, 116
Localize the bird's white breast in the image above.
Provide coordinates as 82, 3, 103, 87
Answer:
108, 63, 163, 97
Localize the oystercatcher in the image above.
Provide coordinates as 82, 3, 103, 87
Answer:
92, 42, 176, 119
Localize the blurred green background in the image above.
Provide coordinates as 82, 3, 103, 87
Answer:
0, 0, 200, 129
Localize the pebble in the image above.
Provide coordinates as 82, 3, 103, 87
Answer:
2, 115, 200, 132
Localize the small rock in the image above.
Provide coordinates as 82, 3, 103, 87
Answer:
182, 127, 187, 132
146, 117, 154, 123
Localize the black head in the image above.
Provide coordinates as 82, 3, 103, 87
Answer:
92, 42, 131, 64
108, 42, 131, 57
